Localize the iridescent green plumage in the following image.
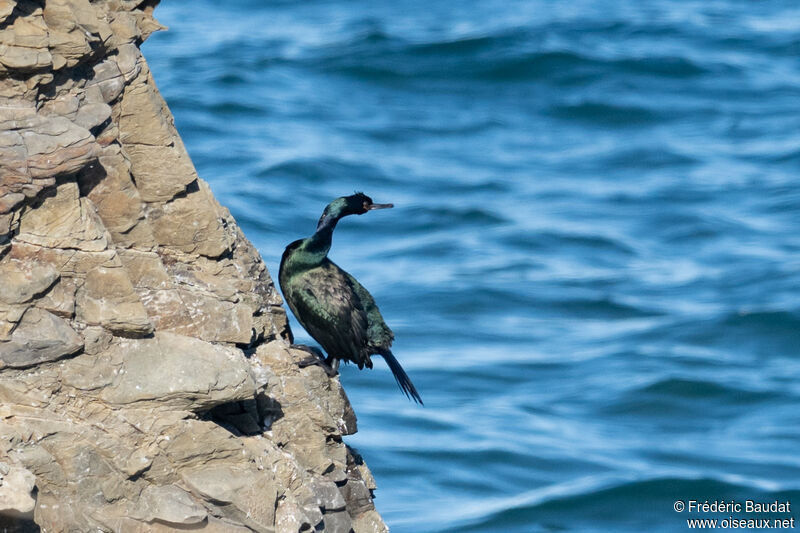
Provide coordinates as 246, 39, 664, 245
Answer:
279, 193, 422, 404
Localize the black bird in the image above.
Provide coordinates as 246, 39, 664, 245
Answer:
279, 193, 423, 404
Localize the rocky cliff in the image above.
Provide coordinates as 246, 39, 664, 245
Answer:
0, 1, 387, 532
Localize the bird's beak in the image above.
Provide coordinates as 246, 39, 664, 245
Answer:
367, 203, 393, 210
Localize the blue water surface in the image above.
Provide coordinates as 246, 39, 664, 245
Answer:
143, 1, 800, 531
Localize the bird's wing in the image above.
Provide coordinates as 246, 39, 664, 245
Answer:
286, 261, 373, 368
343, 271, 394, 350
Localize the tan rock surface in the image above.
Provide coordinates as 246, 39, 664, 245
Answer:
0, 1, 389, 532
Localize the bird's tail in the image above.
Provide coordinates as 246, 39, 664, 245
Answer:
379, 349, 423, 405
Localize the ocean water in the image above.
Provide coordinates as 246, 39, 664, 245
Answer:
143, 1, 800, 531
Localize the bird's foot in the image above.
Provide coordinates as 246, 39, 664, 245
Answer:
294, 345, 338, 377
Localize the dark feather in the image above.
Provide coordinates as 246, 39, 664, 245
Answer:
379, 348, 423, 405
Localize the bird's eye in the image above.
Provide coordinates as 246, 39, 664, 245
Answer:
362, 201, 370, 210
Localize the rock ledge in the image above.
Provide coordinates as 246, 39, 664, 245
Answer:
0, 1, 387, 532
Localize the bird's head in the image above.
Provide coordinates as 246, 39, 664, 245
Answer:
339, 192, 393, 216
318, 192, 393, 230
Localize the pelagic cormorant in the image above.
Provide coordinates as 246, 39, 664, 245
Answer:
279, 193, 423, 404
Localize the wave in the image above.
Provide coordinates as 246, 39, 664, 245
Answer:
548, 101, 661, 125
549, 296, 661, 319
256, 157, 394, 185
321, 49, 713, 85
500, 231, 636, 258
637, 377, 777, 403
399, 206, 509, 232
445, 476, 800, 533
654, 310, 800, 354
206, 101, 267, 116
722, 310, 800, 337
309, 26, 714, 84
602, 375, 785, 422
598, 146, 699, 170
356, 118, 504, 141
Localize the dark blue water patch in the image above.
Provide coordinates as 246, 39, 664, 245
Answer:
614, 55, 714, 78
407, 447, 611, 498
411, 364, 580, 405
420, 280, 662, 322
635, 208, 756, 245
771, 146, 800, 164
722, 310, 800, 343
761, 36, 800, 57
213, 72, 251, 86
389, 321, 539, 349
500, 230, 637, 257
603, 377, 784, 426
453, 478, 797, 531
413, 286, 535, 319
206, 101, 268, 116
405, 28, 531, 57
478, 50, 593, 84
636, 377, 777, 403
256, 157, 394, 186
596, 146, 699, 171
504, 51, 709, 84
312, 22, 716, 86
323, 48, 592, 86
751, 185, 800, 214
377, 239, 467, 260
547, 296, 662, 320
432, 362, 570, 389
474, 259, 545, 280
398, 206, 509, 232
660, 310, 800, 357
610, 184, 722, 206
450, 477, 799, 533
415, 178, 511, 195
353, 117, 504, 142
548, 100, 662, 126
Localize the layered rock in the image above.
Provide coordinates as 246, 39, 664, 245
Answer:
0, 1, 387, 532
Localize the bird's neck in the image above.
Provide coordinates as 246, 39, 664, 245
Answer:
303, 213, 339, 261
284, 210, 349, 272
315, 211, 340, 235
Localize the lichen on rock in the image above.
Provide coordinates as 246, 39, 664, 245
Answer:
0, 1, 387, 531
